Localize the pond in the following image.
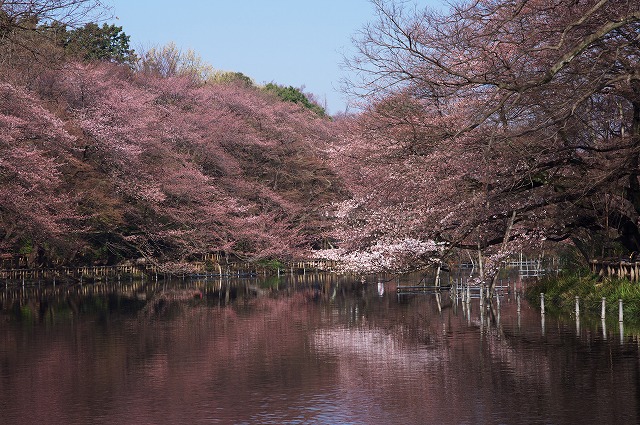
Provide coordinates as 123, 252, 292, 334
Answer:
0, 273, 638, 424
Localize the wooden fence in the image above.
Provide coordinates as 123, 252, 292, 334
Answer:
0, 264, 151, 281
590, 260, 640, 282
0, 259, 338, 282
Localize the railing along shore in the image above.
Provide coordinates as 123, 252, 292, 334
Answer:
590, 259, 640, 282
0, 259, 338, 283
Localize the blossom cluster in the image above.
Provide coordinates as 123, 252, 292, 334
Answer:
314, 238, 444, 274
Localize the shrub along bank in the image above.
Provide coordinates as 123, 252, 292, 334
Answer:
526, 271, 640, 325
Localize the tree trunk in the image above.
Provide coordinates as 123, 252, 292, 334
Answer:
622, 101, 640, 251
477, 243, 484, 282
489, 211, 517, 298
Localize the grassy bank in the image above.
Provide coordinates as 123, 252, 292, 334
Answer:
525, 271, 640, 324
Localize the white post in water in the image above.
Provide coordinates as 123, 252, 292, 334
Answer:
575, 296, 580, 317
601, 297, 606, 320
540, 293, 545, 315
517, 293, 521, 313
619, 321, 624, 343
619, 299, 624, 322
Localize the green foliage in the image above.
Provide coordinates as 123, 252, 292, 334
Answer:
19, 305, 34, 321
208, 71, 254, 87
256, 258, 285, 271
263, 83, 326, 117
63, 23, 136, 64
526, 271, 640, 322
19, 239, 33, 255
259, 275, 283, 289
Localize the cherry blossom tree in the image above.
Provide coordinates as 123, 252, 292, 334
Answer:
0, 80, 83, 264
0, 0, 345, 269
331, 0, 640, 286
27, 61, 342, 269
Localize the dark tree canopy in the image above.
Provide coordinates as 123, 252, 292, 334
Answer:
0, 0, 105, 46
0, 0, 107, 77
327, 0, 640, 277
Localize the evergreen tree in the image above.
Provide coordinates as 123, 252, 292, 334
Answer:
64, 23, 136, 64
263, 83, 326, 117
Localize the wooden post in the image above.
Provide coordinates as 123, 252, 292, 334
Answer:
619, 261, 623, 279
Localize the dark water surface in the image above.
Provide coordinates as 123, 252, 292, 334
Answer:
1, 274, 638, 424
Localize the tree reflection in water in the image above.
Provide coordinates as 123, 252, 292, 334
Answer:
0, 274, 638, 424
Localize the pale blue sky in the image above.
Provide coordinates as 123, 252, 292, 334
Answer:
106, 1, 441, 114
